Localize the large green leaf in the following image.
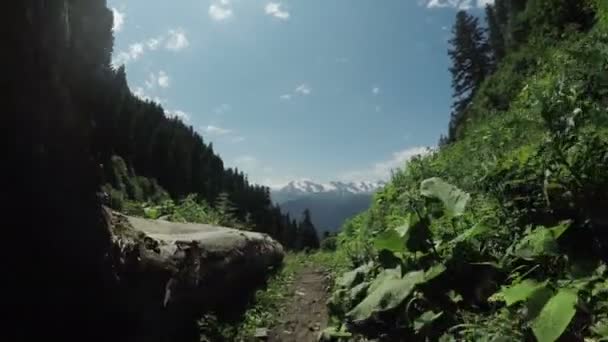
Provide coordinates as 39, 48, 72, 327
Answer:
318, 327, 352, 341
394, 212, 419, 237
374, 229, 405, 254
424, 263, 447, 282
367, 267, 402, 294
346, 270, 425, 323
451, 222, 491, 244
500, 279, 549, 306
413, 310, 443, 332
349, 282, 371, 305
336, 262, 373, 289
531, 288, 578, 342
513, 222, 571, 260
420, 177, 470, 217
447, 290, 463, 303
374, 213, 432, 254
525, 286, 554, 320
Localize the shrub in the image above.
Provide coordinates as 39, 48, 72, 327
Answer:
320, 236, 338, 251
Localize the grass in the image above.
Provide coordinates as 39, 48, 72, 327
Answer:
198, 251, 350, 341
198, 253, 316, 341
234, 253, 307, 339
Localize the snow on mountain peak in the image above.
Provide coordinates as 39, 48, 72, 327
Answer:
278, 179, 386, 195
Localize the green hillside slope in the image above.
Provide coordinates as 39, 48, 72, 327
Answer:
325, 1, 608, 341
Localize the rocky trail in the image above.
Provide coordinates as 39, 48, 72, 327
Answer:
267, 266, 331, 342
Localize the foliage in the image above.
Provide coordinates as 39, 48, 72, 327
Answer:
321, 236, 338, 251
102, 155, 170, 211
101, 155, 319, 248
531, 288, 578, 342
448, 10, 492, 141
199, 252, 344, 341
346, 269, 424, 324
327, 3, 608, 340
420, 177, 471, 217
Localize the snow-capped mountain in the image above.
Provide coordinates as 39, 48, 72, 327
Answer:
275, 179, 386, 201
271, 180, 386, 234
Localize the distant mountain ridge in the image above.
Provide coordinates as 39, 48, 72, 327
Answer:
271, 179, 386, 234
272, 179, 386, 204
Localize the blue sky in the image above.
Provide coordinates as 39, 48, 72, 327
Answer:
108, 0, 490, 188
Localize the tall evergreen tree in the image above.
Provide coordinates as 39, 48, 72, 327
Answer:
494, 0, 510, 35
486, 4, 506, 67
215, 192, 237, 224
447, 10, 491, 141
296, 209, 320, 250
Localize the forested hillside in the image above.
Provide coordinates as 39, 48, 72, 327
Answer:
324, 0, 608, 341
7, 1, 315, 340
14, 0, 318, 251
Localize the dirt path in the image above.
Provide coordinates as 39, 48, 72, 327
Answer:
268, 266, 330, 342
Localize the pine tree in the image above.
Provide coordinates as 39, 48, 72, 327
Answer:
486, 4, 506, 67
215, 192, 237, 225
447, 10, 492, 141
494, 0, 510, 35
296, 209, 320, 250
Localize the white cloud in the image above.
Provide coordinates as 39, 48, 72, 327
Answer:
295, 84, 311, 95
203, 125, 233, 135
112, 42, 144, 65
111, 8, 125, 33
423, 0, 490, 9
231, 136, 245, 143
209, 0, 234, 21
265, 3, 290, 20
157, 71, 170, 88
145, 74, 156, 89
128, 43, 144, 59
130, 43, 144, 58
146, 38, 161, 50
112, 52, 130, 66
133, 87, 146, 99
280, 94, 292, 100
165, 110, 190, 122
112, 28, 189, 66
340, 146, 432, 182
477, 0, 495, 7
145, 71, 170, 89
166, 29, 189, 51
372, 86, 380, 95
132, 86, 167, 104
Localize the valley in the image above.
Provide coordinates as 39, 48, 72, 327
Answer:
272, 180, 386, 234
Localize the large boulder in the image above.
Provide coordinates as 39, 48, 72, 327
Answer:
108, 209, 284, 342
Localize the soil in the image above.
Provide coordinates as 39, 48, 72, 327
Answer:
268, 266, 330, 342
